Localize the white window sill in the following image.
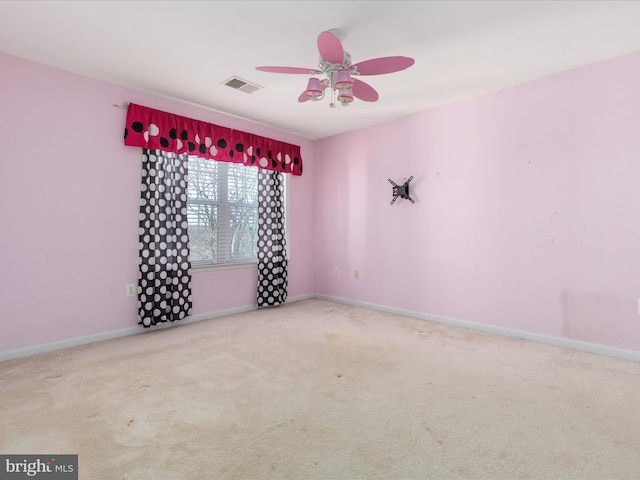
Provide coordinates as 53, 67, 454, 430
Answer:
191, 261, 257, 273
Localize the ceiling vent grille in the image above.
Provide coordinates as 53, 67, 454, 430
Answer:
223, 76, 263, 94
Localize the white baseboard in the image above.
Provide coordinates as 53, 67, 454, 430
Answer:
0, 325, 144, 363
287, 293, 316, 303
315, 294, 640, 363
0, 304, 255, 362
0, 293, 317, 363
5, 293, 636, 364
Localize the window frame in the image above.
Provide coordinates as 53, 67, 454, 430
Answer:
186, 156, 289, 271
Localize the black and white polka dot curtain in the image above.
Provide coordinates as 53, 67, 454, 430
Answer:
138, 149, 192, 327
257, 170, 288, 307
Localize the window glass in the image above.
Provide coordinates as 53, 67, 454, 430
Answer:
187, 157, 259, 265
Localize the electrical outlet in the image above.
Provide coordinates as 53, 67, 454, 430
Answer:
334, 267, 340, 277
126, 284, 136, 297
354, 270, 360, 279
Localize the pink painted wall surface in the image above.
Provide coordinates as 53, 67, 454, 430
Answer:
315, 51, 640, 352
0, 52, 315, 351
3, 47, 640, 355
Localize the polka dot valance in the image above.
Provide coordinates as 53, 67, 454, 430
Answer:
123, 103, 303, 176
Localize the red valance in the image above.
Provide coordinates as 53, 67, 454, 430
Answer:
123, 103, 303, 175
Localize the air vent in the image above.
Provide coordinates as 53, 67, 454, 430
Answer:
222, 76, 263, 94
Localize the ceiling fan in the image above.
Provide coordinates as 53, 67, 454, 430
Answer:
256, 29, 415, 108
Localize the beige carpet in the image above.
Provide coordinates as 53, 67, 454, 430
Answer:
1, 298, 639, 479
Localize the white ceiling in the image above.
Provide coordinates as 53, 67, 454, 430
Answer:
2, 1, 640, 140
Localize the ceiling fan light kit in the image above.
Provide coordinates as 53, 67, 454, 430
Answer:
303, 68, 355, 107
335, 68, 353, 90
304, 77, 324, 99
256, 29, 415, 108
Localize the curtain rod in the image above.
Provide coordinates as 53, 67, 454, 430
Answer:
113, 102, 130, 109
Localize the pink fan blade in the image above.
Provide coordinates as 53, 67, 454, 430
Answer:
351, 56, 415, 75
317, 31, 344, 64
352, 78, 379, 102
256, 66, 322, 75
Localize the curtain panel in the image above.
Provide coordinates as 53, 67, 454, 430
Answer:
124, 103, 303, 176
138, 148, 193, 327
257, 170, 288, 307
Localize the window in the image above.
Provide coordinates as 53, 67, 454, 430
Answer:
187, 157, 260, 266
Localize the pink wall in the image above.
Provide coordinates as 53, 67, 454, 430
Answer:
3, 48, 640, 355
0, 52, 316, 351
314, 51, 640, 352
